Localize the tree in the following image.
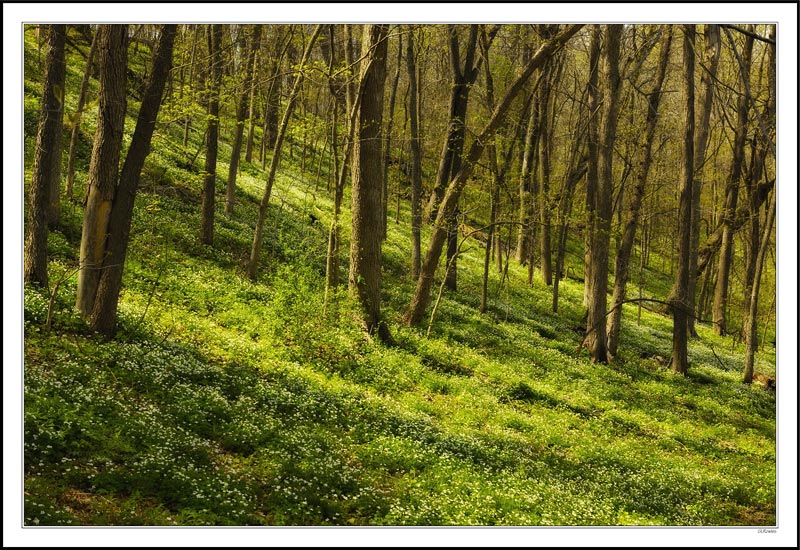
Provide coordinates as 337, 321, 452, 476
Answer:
582, 25, 602, 309
199, 24, 222, 245
226, 25, 261, 215
403, 24, 584, 326
24, 24, 66, 288
583, 24, 622, 364
382, 28, 402, 240
406, 26, 423, 281
349, 24, 391, 340
88, 25, 178, 336
76, 25, 128, 317
671, 25, 696, 376
65, 28, 99, 200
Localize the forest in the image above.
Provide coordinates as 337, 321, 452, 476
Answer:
18, 20, 784, 533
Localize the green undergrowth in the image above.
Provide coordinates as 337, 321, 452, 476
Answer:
22, 28, 776, 526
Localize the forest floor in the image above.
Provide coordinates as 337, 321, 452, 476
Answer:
21, 33, 777, 527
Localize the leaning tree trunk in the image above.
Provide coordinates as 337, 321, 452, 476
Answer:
671, 25, 696, 376
65, 29, 99, 200
407, 27, 423, 281
712, 29, 753, 336
200, 25, 223, 245
76, 25, 128, 318
349, 24, 391, 340
248, 25, 322, 279
606, 25, 672, 358
404, 25, 584, 326
584, 24, 622, 364
24, 24, 66, 288
90, 25, 177, 337
226, 25, 261, 215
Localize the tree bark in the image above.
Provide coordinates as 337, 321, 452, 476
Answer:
671, 25, 696, 376
226, 25, 261, 215
516, 90, 538, 264
76, 25, 128, 317
583, 25, 602, 308
200, 25, 222, 245
712, 29, 753, 335
65, 28, 98, 200
244, 28, 263, 163
90, 25, 177, 336
182, 25, 199, 149
248, 25, 322, 279
24, 24, 66, 288
349, 24, 390, 339
407, 27, 423, 281
584, 24, 622, 364
606, 25, 672, 358
403, 24, 584, 326
382, 29, 402, 240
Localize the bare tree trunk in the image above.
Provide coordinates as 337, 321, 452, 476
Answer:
687, 25, 721, 336
200, 25, 222, 245
24, 24, 66, 288
76, 25, 128, 317
583, 25, 602, 308
382, 30, 402, 240
516, 91, 538, 264
671, 25, 696, 376
90, 25, 177, 336
65, 29, 98, 200
584, 24, 622, 364
248, 25, 322, 279
407, 27, 423, 281
606, 25, 672, 358
183, 25, 199, 149
538, 55, 558, 286
226, 25, 261, 215
712, 29, 753, 335
349, 24, 391, 340
404, 25, 584, 326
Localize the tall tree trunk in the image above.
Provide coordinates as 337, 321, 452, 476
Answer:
407, 27, 423, 281
687, 25, 721, 336
349, 24, 390, 339
226, 25, 261, 215
244, 33, 261, 163
743, 188, 775, 383
712, 29, 753, 335
671, 25, 696, 375
200, 25, 222, 245
516, 90, 538, 264
606, 25, 673, 358
248, 25, 322, 279
382, 30, 402, 240
183, 25, 199, 149
538, 52, 558, 286
76, 25, 128, 317
584, 24, 622, 364
65, 28, 98, 200
404, 25, 584, 326
583, 25, 602, 308
90, 25, 177, 336
24, 24, 66, 288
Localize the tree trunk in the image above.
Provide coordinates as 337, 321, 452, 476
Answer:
516, 90, 538, 264
90, 25, 177, 336
606, 25, 672, 358
712, 29, 753, 335
349, 24, 390, 340
584, 24, 622, 364
382, 30, 402, 240
183, 25, 199, 149
244, 31, 262, 163
248, 25, 322, 279
687, 25, 721, 336
407, 27, 423, 281
76, 25, 128, 317
671, 25, 696, 376
583, 25, 602, 308
65, 28, 98, 200
226, 25, 261, 215
538, 54, 558, 286
24, 24, 66, 288
404, 24, 584, 326
200, 25, 222, 245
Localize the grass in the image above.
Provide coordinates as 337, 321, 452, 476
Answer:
20, 27, 777, 527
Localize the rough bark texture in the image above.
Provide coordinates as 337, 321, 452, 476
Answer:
200, 25, 222, 245
76, 25, 128, 317
407, 28, 422, 281
349, 24, 390, 339
249, 25, 322, 279
382, 30, 402, 240
606, 25, 672, 358
90, 25, 177, 336
403, 25, 583, 326
226, 25, 261, 215
712, 30, 753, 335
25, 25, 67, 288
671, 25, 696, 376
584, 25, 622, 364
583, 25, 602, 308
65, 29, 98, 200
686, 25, 721, 335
